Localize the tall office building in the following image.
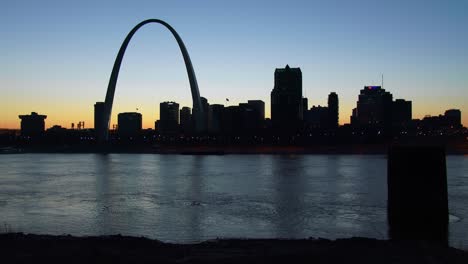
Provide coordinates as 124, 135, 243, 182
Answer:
351, 86, 393, 130
18, 112, 47, 137
209, 104, 224, 134
392, 99, 412, 126
159, 101, 179, 135
238, 103, 256, 133
200, 97, 209, 133
328, 92, 339, 129
242, 100, 265, 132
247, 100, 265, 122
94, 102, 106, 139
180, 106, 192, 134
270, 65, 303, 132
223, 106, 242, 135
117, 112, 142, 137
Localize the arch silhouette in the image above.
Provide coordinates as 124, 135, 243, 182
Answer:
98, 19, 204, 141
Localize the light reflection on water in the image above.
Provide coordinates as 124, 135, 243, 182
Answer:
0, 154, 467, 248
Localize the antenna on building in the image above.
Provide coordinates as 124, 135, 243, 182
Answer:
381, 73, 384, 88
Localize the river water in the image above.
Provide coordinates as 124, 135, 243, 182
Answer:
0, 154, 467, 248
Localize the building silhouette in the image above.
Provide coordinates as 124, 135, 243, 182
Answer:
154, 120, 161, 132
271, 65, 303, 133
18, 112, 47, 137
392, 99, 412, 127
200, 97, 209, 133
239, 100, 265, 133
302, 97, 308, 119
159, 102, 179, 135
417, 109, 463, 130
208, 104, 224, 134
180, 106, 192, 134
247, 100, 265, 124
94, 102, 106, 138
117, 112, 142, 138
223, 106, 242, 135
328, 92, 339, 129
445, 109, 462, 127
351, 86, 393, 133
304, 105, 329, 129
46, 125, 66, 133
302, 93, 339, 130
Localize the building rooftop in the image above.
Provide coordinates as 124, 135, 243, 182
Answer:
275, 64, 301, 72
19, 112, 47, 119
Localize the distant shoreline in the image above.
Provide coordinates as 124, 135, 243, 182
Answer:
1, 233, 467, 263
1, 143, 467, 155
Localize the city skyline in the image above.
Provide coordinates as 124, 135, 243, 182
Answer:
5, 74, 466, 130
2, 0, 467, 129
8, 73, 465, 131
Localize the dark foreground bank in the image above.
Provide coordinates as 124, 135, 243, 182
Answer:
1, 234, 467, 263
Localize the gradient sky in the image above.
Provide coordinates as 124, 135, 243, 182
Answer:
1, 0, 467, 129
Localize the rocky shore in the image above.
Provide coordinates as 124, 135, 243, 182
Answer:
1, 233, 467, 263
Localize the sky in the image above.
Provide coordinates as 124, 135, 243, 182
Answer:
1, 0, 467, 129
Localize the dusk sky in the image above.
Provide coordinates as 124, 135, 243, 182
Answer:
1, 0, 467, 129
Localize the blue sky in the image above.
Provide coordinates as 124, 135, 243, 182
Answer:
1, 0, 467, 128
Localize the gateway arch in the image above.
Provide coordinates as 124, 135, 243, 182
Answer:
96, 19, 205, 142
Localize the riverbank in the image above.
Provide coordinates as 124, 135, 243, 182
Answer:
2, 143, 468, 154
1, 233, 467, 263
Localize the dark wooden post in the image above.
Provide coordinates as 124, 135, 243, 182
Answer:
387, 145, 448, 245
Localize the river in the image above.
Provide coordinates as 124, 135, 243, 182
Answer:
0, 154, 466, 248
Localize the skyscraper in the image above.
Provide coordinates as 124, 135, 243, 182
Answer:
247, 100, 265, 122
94, 102, 106, 140
117, 112, 142, 138
180, 106, 192, 134
327, 92, 339, 129
200, 97, 209, 133
244, 100, 265, 132
392, 99, 412, 126
159, 101, 180, 135
238, 103, 255, 134
271, 65, 303, 133
18, 112, 47, 137
351, 86, 393, 131
223, 106, 242, 135
208, 104, 224, 134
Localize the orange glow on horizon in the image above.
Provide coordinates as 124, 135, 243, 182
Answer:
1, 91, 467, 129
2, 105, 467, 129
